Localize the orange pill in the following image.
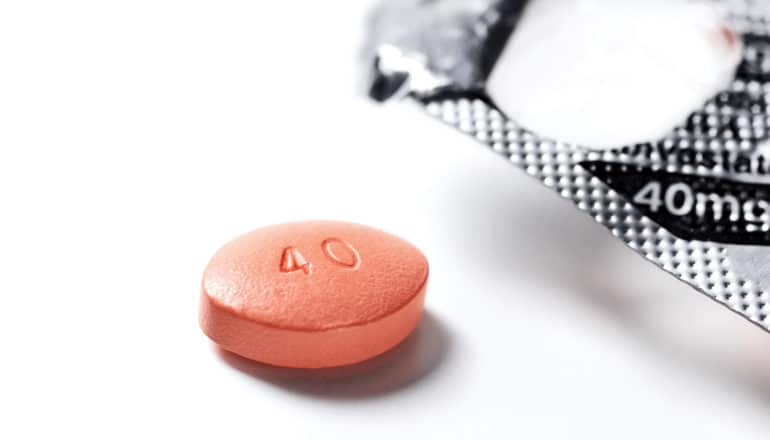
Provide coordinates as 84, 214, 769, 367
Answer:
199, 221, 429, 368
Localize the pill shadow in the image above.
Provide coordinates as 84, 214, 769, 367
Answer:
216, 311, 451, 400
440, 159, 770, 405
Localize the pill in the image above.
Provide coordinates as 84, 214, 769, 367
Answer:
199, 221, 429, 368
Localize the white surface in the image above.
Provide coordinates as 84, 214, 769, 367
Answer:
489, 0, 741, 148
1, 1, 769, 439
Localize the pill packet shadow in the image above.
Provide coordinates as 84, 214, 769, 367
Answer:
216, 312, 451, 400
442, 162, 770, 405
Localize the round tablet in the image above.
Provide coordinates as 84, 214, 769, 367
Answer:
199, 221, 429, 368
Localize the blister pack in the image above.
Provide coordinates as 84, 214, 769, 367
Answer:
369, 0, 770, 332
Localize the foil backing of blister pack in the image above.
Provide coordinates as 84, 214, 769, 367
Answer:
370, 0, 770, 332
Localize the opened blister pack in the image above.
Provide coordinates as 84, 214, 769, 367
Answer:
369, 0, 770, 332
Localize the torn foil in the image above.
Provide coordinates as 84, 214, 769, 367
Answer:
369, 0, 770, 332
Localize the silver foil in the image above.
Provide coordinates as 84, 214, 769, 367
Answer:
367, 0, 526, 101
370, 0, 770, 332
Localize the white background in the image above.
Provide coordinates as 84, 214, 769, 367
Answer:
1, 1, 770, 439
